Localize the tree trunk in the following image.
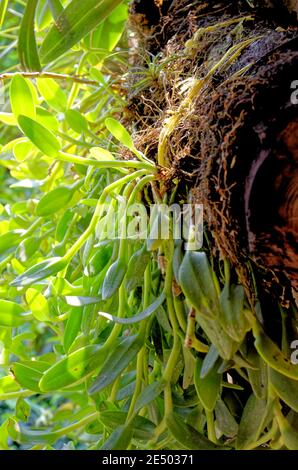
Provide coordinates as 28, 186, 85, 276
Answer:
127, 0, 298, 316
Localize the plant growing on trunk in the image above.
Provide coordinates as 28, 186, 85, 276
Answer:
0, 0, 297, 451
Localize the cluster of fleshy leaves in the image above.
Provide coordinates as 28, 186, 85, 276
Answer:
0, 0, 298, 451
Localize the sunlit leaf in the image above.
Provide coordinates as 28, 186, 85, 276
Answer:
36, 187, 73, 216
11, 257, 67, 287
65, 109, 88, 133
25, 288, 51, 322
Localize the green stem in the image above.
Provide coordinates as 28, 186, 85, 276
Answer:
118, 176, 138, 260
223, 258, 231, 285
54, 312, 70, 322
185, 308, 209, 353
173, 296, 187, 332
57, 132, 94, 148
164, 384, 173, 416
101, 283, 126, 352
152, 418, 167, 441
58, 151, 156, 172
23, 217, 43, 238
